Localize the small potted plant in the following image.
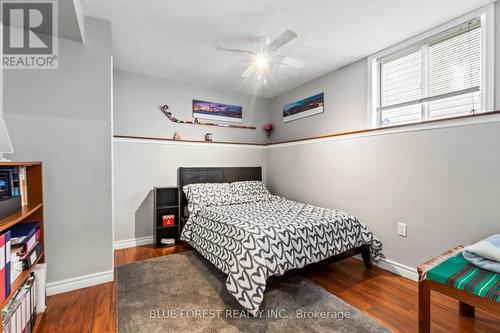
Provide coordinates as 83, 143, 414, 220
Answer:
263, 123, 273, 144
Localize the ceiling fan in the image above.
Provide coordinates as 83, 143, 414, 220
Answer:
216, 29, 305, 80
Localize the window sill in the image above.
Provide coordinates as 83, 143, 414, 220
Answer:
267, 110, 500, 147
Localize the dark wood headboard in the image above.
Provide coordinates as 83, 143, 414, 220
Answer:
177, 167, 262, 228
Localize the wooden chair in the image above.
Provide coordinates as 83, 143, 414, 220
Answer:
417, 246, 500, 333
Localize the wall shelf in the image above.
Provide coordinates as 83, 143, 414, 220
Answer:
0, 203, 43, 233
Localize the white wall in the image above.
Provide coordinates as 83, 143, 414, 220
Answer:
113, 139, 265, 243
114, 70, 271, 144
3, 17, 113, 285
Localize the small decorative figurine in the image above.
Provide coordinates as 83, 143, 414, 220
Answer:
263, 123, 273, 143
173, 132, 181, 140
205, 133, 213, 142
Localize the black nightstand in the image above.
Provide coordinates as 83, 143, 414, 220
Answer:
153, 187, 179, 247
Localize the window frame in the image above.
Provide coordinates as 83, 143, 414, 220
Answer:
367, 4, 495, 129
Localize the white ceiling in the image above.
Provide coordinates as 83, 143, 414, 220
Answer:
81, 0, 493, 98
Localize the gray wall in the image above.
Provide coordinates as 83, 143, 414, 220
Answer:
266, 122, 500, 267
112, 70, 271, 243
496, 1, 500, 110
113, 140, 265, 242
271, 2, 500, 142
265, 2, 500, 268
114, 70, 271, 144
270, 60, 368, 142
3, 18, 113, 283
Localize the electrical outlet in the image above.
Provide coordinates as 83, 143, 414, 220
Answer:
397, 223, 407, 237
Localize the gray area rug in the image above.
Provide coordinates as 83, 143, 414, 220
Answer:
116, 251, 391, 333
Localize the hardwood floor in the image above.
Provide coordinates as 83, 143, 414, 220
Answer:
37, 244, 500, 333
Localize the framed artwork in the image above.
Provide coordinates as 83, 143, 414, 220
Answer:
192, 99, 242, 123
282, 93, 324, 122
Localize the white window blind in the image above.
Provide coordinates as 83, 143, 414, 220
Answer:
377, 19, 482, 127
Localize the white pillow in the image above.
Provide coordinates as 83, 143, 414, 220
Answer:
230, 181, 272, 204
183, 183, 232, 213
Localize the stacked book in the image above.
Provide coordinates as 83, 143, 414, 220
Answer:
10, 223, 43, 271
160, 238, 176, 246
0, 167, 28, 205
0, 167, 28, 221
0, 223, 43, 305
1, 275, 36, 333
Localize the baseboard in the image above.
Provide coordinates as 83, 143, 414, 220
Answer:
113, 236, 153, 250
353, 255, 418, 281
47, 270, 114, 296
376, 258, 418, 281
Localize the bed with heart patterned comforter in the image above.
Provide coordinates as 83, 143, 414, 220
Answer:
180, 181, 382, 315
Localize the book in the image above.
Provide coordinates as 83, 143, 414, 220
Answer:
19, 167, 28, 206
160, 238, 175, 245
0, 167, 24, 198
0, 234, 5, 304
10, 248, 22, 284
4, 231, 11, 299
2, 276, 36, 332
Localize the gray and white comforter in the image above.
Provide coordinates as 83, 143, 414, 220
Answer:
180, 182, 382, 315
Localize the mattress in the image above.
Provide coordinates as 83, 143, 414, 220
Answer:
181, 195, 382, 315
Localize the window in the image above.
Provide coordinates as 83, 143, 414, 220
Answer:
369, 6, 494, 128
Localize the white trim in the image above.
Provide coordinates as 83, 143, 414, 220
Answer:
113, 137, 265, 149
46, 270, 114, 296
367, 4, 495, 128
376, 258, 418, 281
113, 236, 154, 250
366, 57, 378, 129
266, 113, 500, 149
481, 4, 495, 113
354, 255, 418, 281
115, 113, 500, 151
110, 55, 115, 271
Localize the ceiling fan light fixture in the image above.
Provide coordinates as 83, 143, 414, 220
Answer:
253, 52, 269, 70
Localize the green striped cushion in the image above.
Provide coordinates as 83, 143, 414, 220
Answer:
426, 252, 500, 302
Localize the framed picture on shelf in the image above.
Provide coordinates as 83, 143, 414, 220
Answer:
282, 93, 324, 122
192, 99, 242, 123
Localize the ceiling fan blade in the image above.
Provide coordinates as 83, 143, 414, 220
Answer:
242, 66, 253, 78
268, 29, 297, 51
281, 57, 305, 69
216, 46, 253, 54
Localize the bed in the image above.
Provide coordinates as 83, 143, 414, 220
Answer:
178, 167, 382, 315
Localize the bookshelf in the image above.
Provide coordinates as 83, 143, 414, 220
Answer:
0, 162, 44, 333
153, 187, 179, 247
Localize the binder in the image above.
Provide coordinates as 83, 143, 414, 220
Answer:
5, 230, 11, 298
22, 243, 43, 270
0, 234, 5, 304
9, 223, 39, 253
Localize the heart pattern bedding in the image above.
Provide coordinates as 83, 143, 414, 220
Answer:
181, 182, 382, 315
